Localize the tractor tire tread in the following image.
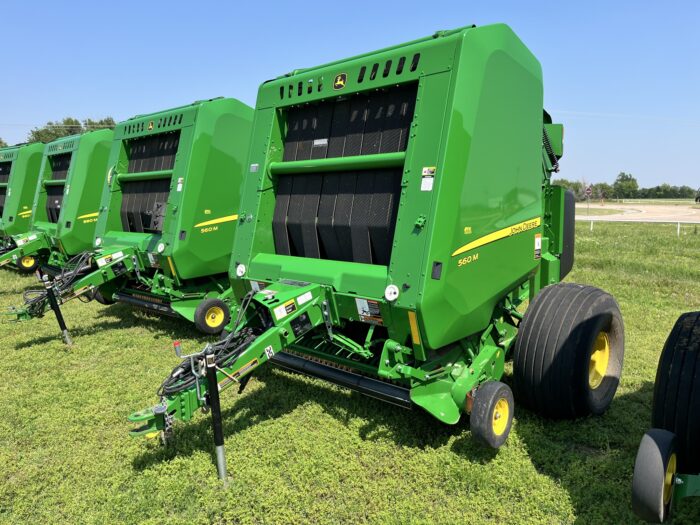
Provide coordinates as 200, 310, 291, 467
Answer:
651, 311, 700, 471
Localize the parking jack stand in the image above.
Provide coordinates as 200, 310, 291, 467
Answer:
43, 276, 72, 345
205, 354, 228, 485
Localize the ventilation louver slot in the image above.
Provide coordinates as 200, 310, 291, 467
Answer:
273, 169, 401, 265
0, 161, 12, 184
283, 83, 417, 161
120, 178, 170, 233
0, 187, 6, 217
49, 153, 72, 181
127, 131, 180, 173
45, 184, 65, 223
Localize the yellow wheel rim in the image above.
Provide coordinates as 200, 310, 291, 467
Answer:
664, 453, 677, 505
205, 306, 225, 328
492, 398, 510, 436
589, 331, 611, 389
20, 256, 35, 268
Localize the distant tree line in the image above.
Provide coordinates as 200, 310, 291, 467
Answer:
0, 117, 115, 149
553, 172, 697, 201
26, 117, 115, 143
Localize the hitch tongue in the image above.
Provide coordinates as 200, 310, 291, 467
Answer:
3, 306, 32, 321
128, 403, 167, 438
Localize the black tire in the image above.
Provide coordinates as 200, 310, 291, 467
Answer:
651, 311, 700, 472
513, 283, 624, 419
16, 254, 39, 273
93, 288, 115, 305
632, 428, 677, 523
470, 381, 514, 449
194, 298, 230, 335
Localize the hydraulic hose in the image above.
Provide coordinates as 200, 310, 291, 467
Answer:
158, 290, 260, 396
21, 251, 93, 317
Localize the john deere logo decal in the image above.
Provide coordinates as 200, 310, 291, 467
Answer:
333, 73, 347, 90
148, 121, 154, 131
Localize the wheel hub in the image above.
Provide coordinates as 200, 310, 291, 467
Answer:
589, 331, 611, 389
205, 306, 225, 328
492, 398, 509, 436
664, 453, 677, 504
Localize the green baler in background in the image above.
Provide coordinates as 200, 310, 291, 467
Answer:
130, 24, 625, 480
0, 130, 113, 273
0, 142, 45, 271
11, 98, 253, 339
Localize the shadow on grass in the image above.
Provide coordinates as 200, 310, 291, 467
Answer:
130, 365, 499, 472
91, 302, 204, 340
514, 381, 698, 523
130, 371, 699, 522
11, 302, 207, 349
11, 319, 130, 349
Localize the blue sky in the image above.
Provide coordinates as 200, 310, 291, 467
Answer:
1, 1, 698, 187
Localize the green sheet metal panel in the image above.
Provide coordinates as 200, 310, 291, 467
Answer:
94, 98, 253, 281
0, 142, 44, 238
29, 130, 113, 256
232, 24, 549, 350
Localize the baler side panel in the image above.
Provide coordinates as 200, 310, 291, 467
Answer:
57, 130, 113, 255
420, 25, 544, 349
171, 99, 253, 280
0, 143, 44, 237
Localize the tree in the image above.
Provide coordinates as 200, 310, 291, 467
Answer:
593, 182, 614, 200
0, 137, 7, 148
612, 172, 639, 199
552, 178, 585, 200
27, 117, 115, 143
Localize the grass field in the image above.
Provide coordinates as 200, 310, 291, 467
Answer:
1, 222, 700, 524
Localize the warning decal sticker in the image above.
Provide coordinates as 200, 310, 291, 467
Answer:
355, 298, 384, 325
273, 299, 297, 321
534, 233, 542, 260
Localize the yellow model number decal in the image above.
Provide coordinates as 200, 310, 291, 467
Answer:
200, 226, 219, 234
452, 217, 541, 257
457, 253, 480, 267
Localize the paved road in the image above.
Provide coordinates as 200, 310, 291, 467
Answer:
575, 203, 700, 223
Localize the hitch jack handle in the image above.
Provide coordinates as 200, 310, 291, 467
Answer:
205, 353, 228, 485
43, 276, 72, 345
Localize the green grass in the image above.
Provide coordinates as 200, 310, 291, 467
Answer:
1, 223, 700, 524
575, 206, 624, 216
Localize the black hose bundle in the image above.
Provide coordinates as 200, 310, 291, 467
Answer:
158, 291, 261, 396
21, 251, 94, 318
158, 327, 259, 396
